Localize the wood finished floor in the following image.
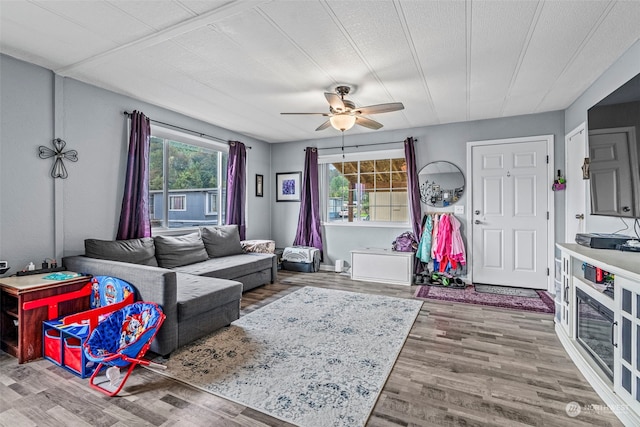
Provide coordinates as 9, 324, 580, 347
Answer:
0, 270, 624, 427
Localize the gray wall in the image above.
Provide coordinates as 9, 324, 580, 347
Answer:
1, 55, 55, 271
0, 54, 272, 273
565, 39, 640, 235
271, 111, 565, 270
2, 38, 637, 276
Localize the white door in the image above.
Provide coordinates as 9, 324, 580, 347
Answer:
471, 139, 549, 289
588, 127, 638, 217
565, 124, 587, 242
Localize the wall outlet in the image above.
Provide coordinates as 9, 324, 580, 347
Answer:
454, 205, 464, 215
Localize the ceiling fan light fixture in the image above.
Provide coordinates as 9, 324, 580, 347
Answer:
330, 114, 356, 131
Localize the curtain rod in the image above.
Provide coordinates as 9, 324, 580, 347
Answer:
123, 111, 252, 149
305, 139, 416, 151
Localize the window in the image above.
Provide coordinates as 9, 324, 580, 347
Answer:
149, 126, 228, 229
205, 192, 217, 215
320, 149, 408, 224
168, 195, 186, 211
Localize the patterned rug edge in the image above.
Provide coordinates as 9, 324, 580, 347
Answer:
145, 287, 424, 427
413, 285, 555, 314
362, 298, 423, 425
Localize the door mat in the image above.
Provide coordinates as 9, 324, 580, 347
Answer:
474, 283, 539, 298
414, 285, 554, 314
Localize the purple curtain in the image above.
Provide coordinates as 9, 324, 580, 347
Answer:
404, 136, 423, 273
116, 111, 151, 240
226, 141, 247, 240
293, 147, 323, 255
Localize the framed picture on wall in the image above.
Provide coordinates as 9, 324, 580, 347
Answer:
256, 174, 264, 197
276, 171, 302, 202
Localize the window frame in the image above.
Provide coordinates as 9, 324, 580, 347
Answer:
149, 124, 228, 231
319, 148, 410, 227
205, 191, 218, 215
168, 194, 187, 211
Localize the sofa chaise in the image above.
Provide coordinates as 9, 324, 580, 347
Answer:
63, 225, 277, 356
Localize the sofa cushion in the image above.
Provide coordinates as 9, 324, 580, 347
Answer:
201, 225, 243, 257
175, 273, 242, 322
154, 233, 208, 268
173, 253, 275, 280
84, 237, 158, 267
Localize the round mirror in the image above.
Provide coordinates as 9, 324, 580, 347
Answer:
418, 161, 465, 207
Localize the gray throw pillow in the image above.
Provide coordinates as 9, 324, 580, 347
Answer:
85, 237, 158, 267
201, 225, 244, 258
154, 232, 209, 268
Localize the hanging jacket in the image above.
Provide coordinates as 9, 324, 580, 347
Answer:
449, 214, 467, 265
434, 214, 458, 272
434, 214, 451, 262
416, 215, 433, 263
430, 214, 440, 261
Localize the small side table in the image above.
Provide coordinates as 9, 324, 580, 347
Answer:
0, 272, 91, 363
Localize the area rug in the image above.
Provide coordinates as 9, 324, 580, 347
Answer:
474, 283, 538, 298
414, 284, 554, 314
147, 287, 423, 427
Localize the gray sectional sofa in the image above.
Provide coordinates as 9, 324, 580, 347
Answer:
63, 225, 276, 356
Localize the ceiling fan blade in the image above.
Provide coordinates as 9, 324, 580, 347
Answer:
355, 116, 383, 130
355, 102, 404, 115
325, 92, 345, 111
281, 112, 329, 115
315, 120, 332, 131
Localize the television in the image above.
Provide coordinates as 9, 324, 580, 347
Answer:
587, 73, 640, 218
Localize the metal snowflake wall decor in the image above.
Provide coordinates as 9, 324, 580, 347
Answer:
38, 138, 78, 179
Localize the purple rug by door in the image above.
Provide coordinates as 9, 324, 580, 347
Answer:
414, 285, 555, 314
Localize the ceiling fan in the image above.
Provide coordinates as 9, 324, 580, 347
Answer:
281, 86, 404, 132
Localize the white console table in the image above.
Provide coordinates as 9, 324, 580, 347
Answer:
350, 248, 414, 286
556, 243, 640, 425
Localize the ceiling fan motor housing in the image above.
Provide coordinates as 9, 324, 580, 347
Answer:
332, 99, 355, 113
335, 85, 351, 97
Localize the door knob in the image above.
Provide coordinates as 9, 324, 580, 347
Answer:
575, 213, 584, 220
623, 206, 631, 212
474, 220, 481, 225
475, 210, 480, 215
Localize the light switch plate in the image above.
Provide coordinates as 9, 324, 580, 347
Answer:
454, 205, 464, 215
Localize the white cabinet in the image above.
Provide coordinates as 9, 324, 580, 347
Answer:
614, 276, 640, 414
558, 252, 573, 337
556, 243, 640, 426
350, 248, 414, 286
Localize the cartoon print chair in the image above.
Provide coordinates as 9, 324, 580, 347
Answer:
83, 301, 166, 396
61, 275, 136, 330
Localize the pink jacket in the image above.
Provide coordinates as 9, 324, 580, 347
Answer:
449, 215, 466, 265
433, 214, 451, 261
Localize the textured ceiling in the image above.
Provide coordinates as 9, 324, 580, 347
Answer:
1, 0, 639, 143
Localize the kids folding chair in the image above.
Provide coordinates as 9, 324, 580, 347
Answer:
83, 301, 166, 396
